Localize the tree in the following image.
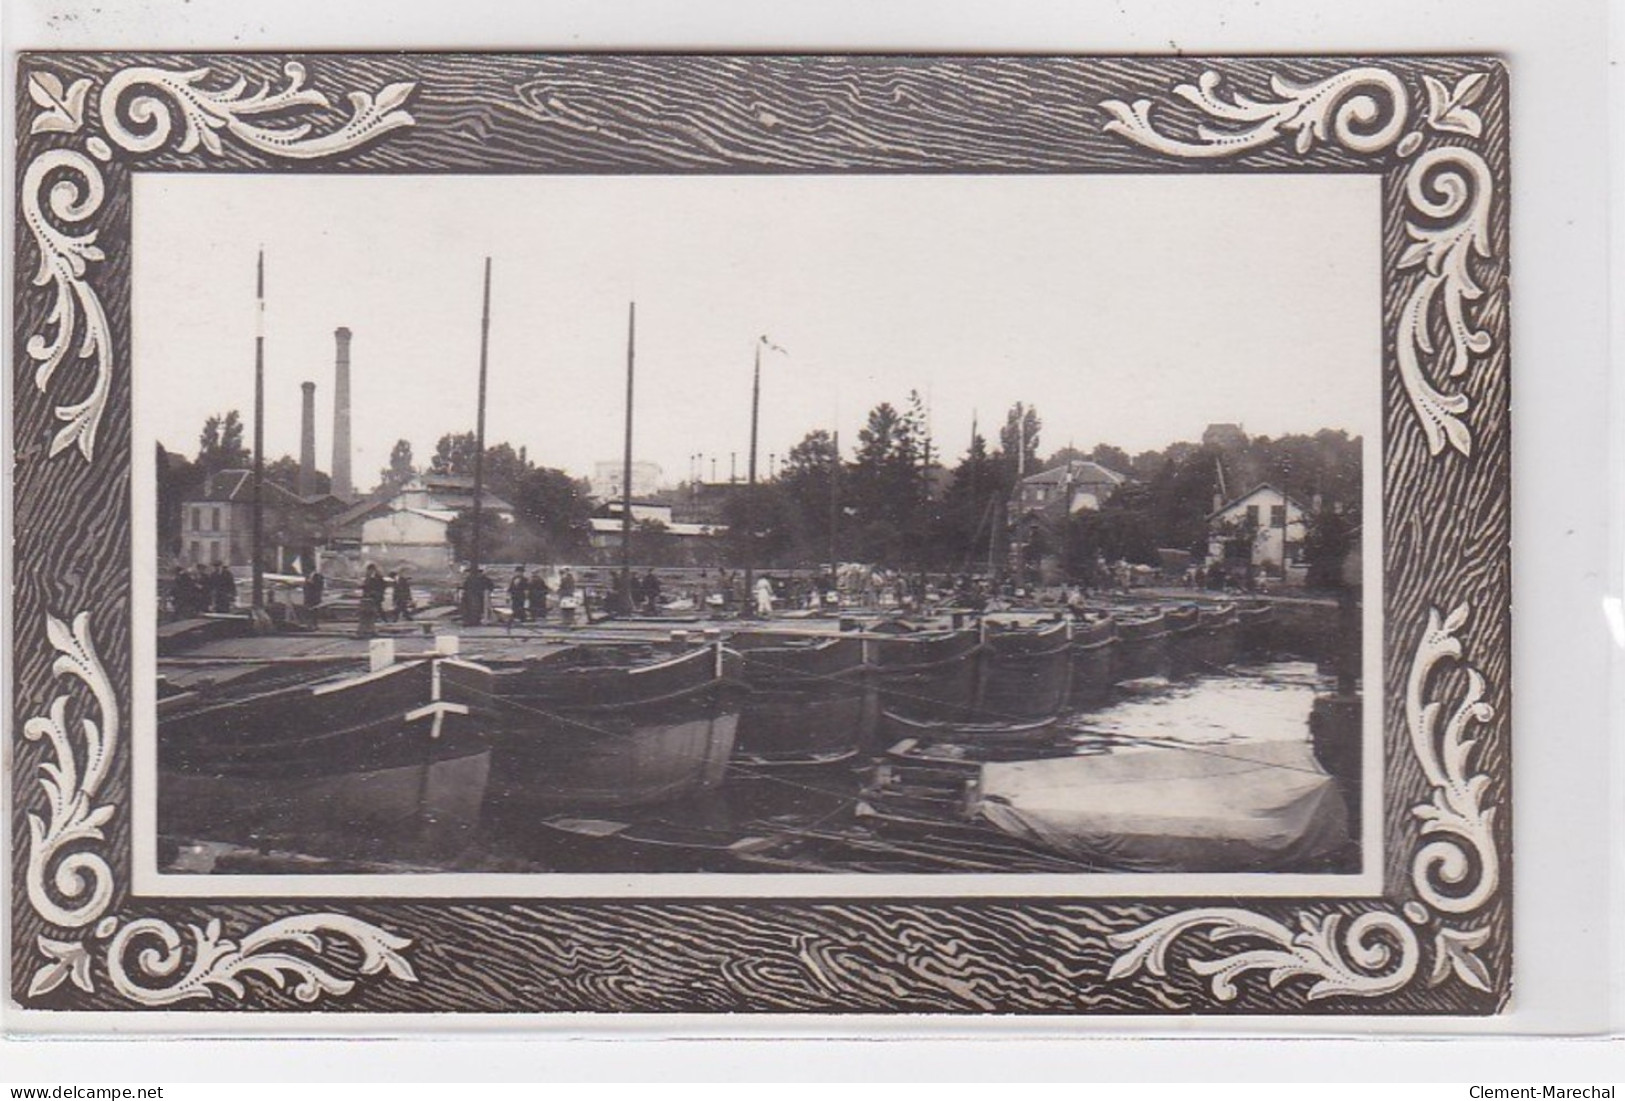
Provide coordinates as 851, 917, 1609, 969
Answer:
939, 429, 1007, 572
776, 429, 841, 565
1303, 506, 1358, 590
429, 432, 478, 478
510, 467, 593, 560
1130, 449, 1169, 481
719, 482, 798, 568
849, 401, 929, 566
998, 402, 1041, 476
156, 442, 203, 558
1043, 444, 1088, 469
631, 518, 681, 567
196, 410, 249, 475
262, 454, 330, 497
446, 509, 507, 564
429, 433, 533, 499
379, 438, 415, 492
1144, 446, 1221, 558
1090, 443, 1133, 475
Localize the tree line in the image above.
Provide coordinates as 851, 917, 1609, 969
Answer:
158, 405, 1361, 585
705, 399, 1361, 585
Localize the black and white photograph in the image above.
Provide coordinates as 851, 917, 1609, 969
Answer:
12, 51, 1510, 1018
141, 172, 1377, 884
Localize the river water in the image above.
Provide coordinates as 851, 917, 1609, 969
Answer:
160, 660, 1349, 876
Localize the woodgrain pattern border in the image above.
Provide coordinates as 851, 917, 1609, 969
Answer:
10, 53, 1510, 1016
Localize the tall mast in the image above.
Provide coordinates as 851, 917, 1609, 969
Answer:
968, 411, 980, 571
471, 257, 492, 578
621, 302, 636, 595
744, 338, 762, 616
828, 428, 840, 580
251, 248, 265, 609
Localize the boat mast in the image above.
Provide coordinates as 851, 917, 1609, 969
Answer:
828, 428, 840, 581
967, 411, 980, 572
621, 301, 636, 597
471, 256, 492, 582
744, 337, 762, 617
251, 248, 265, 610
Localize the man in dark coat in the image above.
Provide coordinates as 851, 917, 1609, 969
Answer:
212, 564, 236, 612
642, 568, 661, 614
508, 568, 529, 624
171, 567, 196, 618
302, 566, 326, 627
393, 571, 415, 622
460, 566, 493, 626
303, 567, 325, 607
610, 571, 632, 617
360, 563, 388, 634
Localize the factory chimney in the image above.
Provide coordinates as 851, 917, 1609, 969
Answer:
298, 381, 317, 497
331, 326, 353, 501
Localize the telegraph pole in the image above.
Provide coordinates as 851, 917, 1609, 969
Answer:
744, 338, 762, 616
621, 302, 636, 599
251, 249, 265, 609
464, 257, 492, 626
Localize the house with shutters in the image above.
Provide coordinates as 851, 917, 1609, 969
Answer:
1206, 483, 1309, 574
179, 469, 334, 571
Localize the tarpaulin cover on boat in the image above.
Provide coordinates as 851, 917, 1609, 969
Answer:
970, 738, 1349, 872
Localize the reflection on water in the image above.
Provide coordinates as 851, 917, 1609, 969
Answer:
1072, 661, 1328, 747
159, 661, 1344, 875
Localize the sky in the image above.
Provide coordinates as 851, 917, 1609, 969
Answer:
133, 173, 1378, 488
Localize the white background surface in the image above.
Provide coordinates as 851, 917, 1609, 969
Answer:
2, 0, 1619, 1081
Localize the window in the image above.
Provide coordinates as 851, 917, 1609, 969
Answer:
211, 507, 221, 532
210, 541, 222, 564
1270, 505, 1286, 529
1246, 504, 1260, 527
189, 506, 200, 532
189, 540, 200, 563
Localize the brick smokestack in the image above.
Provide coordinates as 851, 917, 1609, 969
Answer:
298, 381, 317, 497
331, 326, 353, 501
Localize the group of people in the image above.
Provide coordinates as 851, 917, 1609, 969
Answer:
457, 564, 576, 626
359, 563, 416, 629
606, 568, 663, 616
169, 563, 239, 618
503, 566, 555, 623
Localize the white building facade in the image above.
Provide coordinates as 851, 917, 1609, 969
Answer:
1206, 483, 1308, 573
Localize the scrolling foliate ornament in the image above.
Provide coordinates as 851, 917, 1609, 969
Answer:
21, 613, 418, 1005
1396, 148, 1495, 458
1101, 65, 1499, 458
1406, 604, 1498, 916
19, 61, 417, 464
97, 62, 416, 159
23, 612, 119, 932
1107, 909, 1420, 1002
103, 915, 416, 1007
22, 149, 113, 461
1107, 601, 1501, 1004
1100, 67, 1410, 158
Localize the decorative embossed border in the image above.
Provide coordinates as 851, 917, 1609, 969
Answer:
10, 54, 1509, 1017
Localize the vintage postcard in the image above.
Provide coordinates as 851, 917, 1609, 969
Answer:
9, 52, 1509, 1020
